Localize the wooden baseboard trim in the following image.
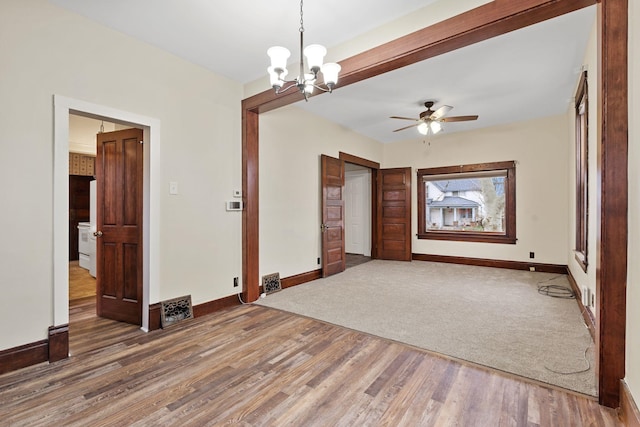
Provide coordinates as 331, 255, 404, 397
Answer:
0, 339, 48, 375
565, 270, 596, 341
148, 269, 322, 330
193, 294, 240, 318
621, 380, 640, 427
149, 303, 162, 331
281, 269, 322, 289
48, 324, 69, 363
411, 253, 568, 274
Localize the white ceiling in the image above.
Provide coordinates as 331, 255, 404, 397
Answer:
50, 0, 596, 144
299, 7, 596, 143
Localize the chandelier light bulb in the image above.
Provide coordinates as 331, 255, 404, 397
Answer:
268, 67, 287, 90
267, 46, 291, 74
303, 44, 327, 74
321, 62, 341, 88
430, 121, 442, 134
417, 122, 429, 135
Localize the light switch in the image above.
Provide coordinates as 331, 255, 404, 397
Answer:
169, 181, 178, 195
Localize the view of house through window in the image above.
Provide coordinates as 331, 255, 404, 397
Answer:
425, 174, 506, 233
417, 161, 516, 244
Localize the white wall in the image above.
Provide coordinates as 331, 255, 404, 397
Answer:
383, 114, 570, 264
259, 106, 383, 279
626, 0, 640, 408
566, 17, 598, 312
0, 0, 242, 350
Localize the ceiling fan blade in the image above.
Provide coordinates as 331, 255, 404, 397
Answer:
440, 115, 479, 122
430, 105, 453, 120
393, 123, 420, 132
390, 116, 418, 121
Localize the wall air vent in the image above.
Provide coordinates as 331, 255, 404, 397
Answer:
160, 295, 193, 328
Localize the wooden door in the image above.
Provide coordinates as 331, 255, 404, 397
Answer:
321, 155, 345, 277
377, 168, 412, 261
95, 128, 144, 325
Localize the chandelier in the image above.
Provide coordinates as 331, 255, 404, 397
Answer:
267, 0, 341, 101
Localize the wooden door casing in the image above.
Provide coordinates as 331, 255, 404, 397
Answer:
377, 168, 412, 261
96, 128, 144, 325
321, 155, 346, 277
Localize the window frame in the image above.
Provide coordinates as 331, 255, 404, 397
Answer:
574, 70, 588, 272
417, 161, 517, 244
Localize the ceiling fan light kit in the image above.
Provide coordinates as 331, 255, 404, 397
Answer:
267, 0, 341, 101
391, 101, 479, 137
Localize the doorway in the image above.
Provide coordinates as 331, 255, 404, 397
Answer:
344, 163, 372, 269
67, 115, 144, 328
53, 95, 160, 337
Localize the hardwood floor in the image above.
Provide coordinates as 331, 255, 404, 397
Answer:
0, 300, 621, 426
346, 253, 372, 269
69, 261, 96, 301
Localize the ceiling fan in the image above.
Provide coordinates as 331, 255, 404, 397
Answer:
390, 101, 479, 136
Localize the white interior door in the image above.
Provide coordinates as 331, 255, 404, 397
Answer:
345, 170, 371, 256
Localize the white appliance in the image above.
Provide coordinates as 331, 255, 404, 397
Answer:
77, 222, 91, 270
89, 180, 97, 278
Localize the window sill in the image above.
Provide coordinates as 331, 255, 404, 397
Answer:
417, 232, 517, 244
574, 252, 588, 273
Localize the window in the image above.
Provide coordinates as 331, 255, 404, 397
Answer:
574, 71, 588, 271
417, 161, 516, 244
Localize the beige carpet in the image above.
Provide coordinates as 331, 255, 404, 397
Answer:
256, 260, 596, 396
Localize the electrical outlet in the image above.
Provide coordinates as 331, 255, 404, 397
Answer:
233, 277, 239, 287
529, 252, 535, 259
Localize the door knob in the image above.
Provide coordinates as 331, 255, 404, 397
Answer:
321, 223, 328, 232
93, 230, 103, 237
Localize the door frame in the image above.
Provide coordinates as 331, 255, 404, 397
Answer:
344, 169, 372, 257
53, 95, 161, 332
339, 152, 380, 259
242, 0, 627, 407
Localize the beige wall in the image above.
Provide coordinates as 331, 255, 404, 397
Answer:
259, 105, 383, 280
0, 0, 243, 350
566, 17, 598, 311
626, 0, 640, 407
383, 114, 570, 264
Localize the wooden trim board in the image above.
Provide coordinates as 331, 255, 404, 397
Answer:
281, 269, 322, 289
412, 253, 567, 274
48, 324, 69, 363
0, 340, 48, 375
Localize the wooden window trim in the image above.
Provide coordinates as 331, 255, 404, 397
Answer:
417, 161, 516, 244
574, 70, 589, 272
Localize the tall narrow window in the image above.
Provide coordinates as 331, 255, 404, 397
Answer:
575, 70, 588, 271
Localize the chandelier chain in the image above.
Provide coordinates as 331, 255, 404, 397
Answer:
299, 0, 304, 33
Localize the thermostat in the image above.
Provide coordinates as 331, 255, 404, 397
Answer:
226, 200, 243, 211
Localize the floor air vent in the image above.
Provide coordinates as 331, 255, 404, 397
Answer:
160, 295, 193, 328
262, 272, 282, 294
